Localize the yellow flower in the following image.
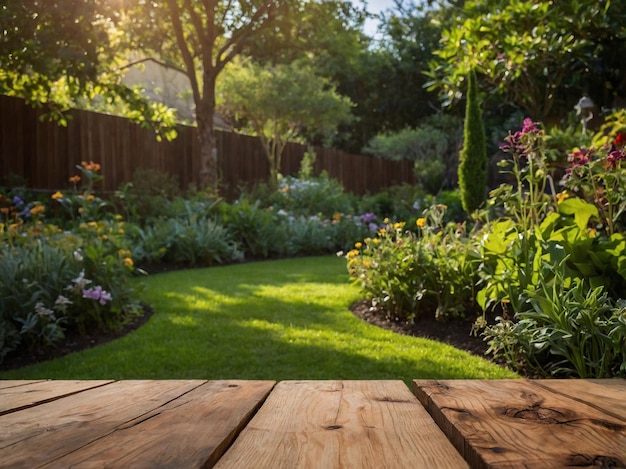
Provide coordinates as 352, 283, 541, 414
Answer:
355, 242, 362, 249
333, 212, 342, 222
346, 249, 359, 259
372, 238, 381, 244
393, 222, 405, 230
51, 191, 63, 200
416, 217, 426, 228
589, 228, 597, 237
124, 257, 134, 268
556, 191, 569, 205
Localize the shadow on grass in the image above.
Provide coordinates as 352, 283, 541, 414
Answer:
0, 257, 518, 380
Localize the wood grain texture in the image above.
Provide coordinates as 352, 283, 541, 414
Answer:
0, 380, 113, 416
412, 379, 626, 469
214, 380, 469, 469
38, 380, 275, 469
533, 379, 626, 422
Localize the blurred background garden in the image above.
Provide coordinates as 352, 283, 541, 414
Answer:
0, 0, 624, 379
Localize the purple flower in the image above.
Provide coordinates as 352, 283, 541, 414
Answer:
82, 285, 112, 305
500, 118, 541, 154
607, 149, 625, 168
360, 212, 377, 223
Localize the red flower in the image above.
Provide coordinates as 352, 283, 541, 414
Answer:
615, 133, 626, 148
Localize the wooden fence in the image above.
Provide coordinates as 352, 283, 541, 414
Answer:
0, 95, 414, 198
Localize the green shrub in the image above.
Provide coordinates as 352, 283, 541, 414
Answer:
483, 259, 626, 378
114, 169, 181, 223
218, 198, 286, 259
458, 69, 488, 214
347, 206, 479, 322
168, 215, 241, 266
0, 224, 142, 362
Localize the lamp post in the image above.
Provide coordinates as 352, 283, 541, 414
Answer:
574, 95, 594, 134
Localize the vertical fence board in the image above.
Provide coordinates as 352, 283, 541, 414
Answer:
0, 95, 414, 196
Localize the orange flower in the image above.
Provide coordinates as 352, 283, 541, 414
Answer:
81, 160, 101, 172
69, 175, 81, 183
51, 191, 63, 200
29, 205, 45, 215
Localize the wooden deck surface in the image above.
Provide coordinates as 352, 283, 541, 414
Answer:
0, 379, 624, 468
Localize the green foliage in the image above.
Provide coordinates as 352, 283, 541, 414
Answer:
348, 116, 626, 377
561, 142, 626, 236
427, 0, 626, 120
458, 69, 488, 214
219, 59, 353, 187
364, 115, 463, 194
218, 199, 284, 259
114, 169, 181, 223
274, 175, 357, 218
484, 260, 626, 378
347, 206, 479, 322
0, 223, 141, 361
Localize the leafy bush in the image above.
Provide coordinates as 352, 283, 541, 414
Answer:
484, 259, 626, 378
218, 198, 285, 259
347, 205, 479, 322
348, 117, 626, 377
0, 223, 142, 362
114, 169, 181, 223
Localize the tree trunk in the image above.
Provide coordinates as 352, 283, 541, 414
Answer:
196, 75, 219, 193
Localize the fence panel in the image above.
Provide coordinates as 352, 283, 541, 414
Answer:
0, 95, 414, 196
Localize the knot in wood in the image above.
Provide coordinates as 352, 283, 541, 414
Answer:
326, 425, 343, 430
504, 405, 566, 424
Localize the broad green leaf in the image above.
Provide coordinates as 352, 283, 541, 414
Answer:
558, 198, 598, 231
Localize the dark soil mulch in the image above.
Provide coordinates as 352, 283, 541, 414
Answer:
350, 299, 491, 358
1, 307, 154, 372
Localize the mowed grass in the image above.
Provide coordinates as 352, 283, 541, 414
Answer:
0, 256, 518, 380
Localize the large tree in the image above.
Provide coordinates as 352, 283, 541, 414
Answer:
117, 0, 302, 191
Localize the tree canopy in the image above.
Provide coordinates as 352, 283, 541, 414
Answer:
426, 0, 626, 121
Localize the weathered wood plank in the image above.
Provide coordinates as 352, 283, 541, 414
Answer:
0, 379, 113, 416
214, 380, 468, 469
412, 379, 626, 469
0, 380, 206, 468
38, 380, 275, 469
533, 379, 626, 422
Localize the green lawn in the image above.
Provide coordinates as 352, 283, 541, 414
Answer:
0, 256, 518, 381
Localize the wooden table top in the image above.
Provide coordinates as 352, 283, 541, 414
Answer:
0, 379, 624, 468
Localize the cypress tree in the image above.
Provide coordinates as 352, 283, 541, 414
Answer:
458, 69, 488, 214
